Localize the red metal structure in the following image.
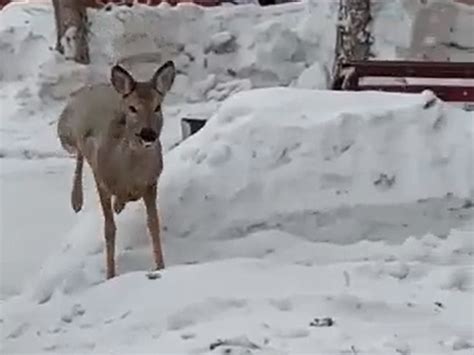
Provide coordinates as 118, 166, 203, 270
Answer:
96, 0, 221, 7
0, 0, 222, 9
182, 61, 474, 139
84, 0, 221, 7
332, 60, 474, 103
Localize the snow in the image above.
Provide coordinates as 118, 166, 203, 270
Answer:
2, 229, 474, 354
22, 88, 473, 299
1, 0, 474, 354
1, 0, 472, 158
2, 87, 474, 354
0, 0, 338, 158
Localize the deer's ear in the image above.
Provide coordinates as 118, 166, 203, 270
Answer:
152, 61, 175, 95
111, 65, 136, 96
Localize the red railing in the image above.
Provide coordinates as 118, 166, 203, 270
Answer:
0, 0, 222, 9
84, 0, 221, 7
332, 60, 474, 103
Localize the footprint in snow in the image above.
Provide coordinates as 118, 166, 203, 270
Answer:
181, 332, 196, 340
268, 298, 293, 312
273, 327, 310, 339
209, 336, 261, 353
60, 303, 85, 323
440, 267, 473, 292
384, 262, 410, 280
167, 298, 248, 331
6, 322, 30, 339
443, 336, 474, 351
207, 143, 232, 167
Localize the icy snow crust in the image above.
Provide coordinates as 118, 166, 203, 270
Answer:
1, 1, 474, 354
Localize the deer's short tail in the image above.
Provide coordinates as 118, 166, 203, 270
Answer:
58, 133, 76, 155
57, 106, 77, 155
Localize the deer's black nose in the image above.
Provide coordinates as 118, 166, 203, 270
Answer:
138, 128, 157, 142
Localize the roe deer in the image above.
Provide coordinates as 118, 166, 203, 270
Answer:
57, 61, 176, 279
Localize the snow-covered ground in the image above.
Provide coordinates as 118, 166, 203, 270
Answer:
1, 1, 474, 354
2, 228, 474, 354
2, 88, 474, 354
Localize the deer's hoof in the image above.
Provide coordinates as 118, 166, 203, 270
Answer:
71, 197, 83, 213
71, 189, 83, 213
72, 205, 82, 213
155, 261, 165, 270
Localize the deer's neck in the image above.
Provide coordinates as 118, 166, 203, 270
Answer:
95, 126, 163, 197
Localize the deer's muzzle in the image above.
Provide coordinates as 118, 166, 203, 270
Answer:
137, 128, 158, 143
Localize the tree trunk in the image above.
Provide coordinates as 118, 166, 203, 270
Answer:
332, 0, 372, 87
341, 0, 372, 61
52, 0, 90, 64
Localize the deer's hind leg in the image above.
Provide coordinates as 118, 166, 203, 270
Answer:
95, 182, 117, 279
71, 153, 84, 212
143, 184, 164, 270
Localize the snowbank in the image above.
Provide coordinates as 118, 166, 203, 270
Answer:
22, 88, 474, 304
160, 88, 474, 241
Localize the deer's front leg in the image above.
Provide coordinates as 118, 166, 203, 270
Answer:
96, 183, 117, 279
143, 184, 165, 270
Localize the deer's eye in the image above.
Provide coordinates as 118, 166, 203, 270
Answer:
154, 104, 161, 113
129, 105, 138, 113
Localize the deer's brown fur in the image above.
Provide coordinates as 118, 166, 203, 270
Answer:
57, 61, 176, 279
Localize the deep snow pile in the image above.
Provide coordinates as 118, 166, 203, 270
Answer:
14, 88, 473, 305
160, 89, 473, 242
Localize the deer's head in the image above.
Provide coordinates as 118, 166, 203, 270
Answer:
110, 61, 176, 149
